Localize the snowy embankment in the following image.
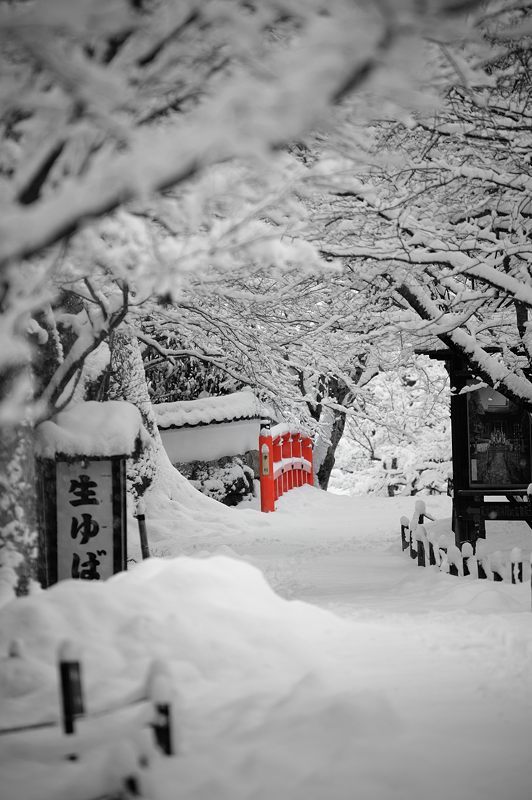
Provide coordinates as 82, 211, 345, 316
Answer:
1, 472, 532, 800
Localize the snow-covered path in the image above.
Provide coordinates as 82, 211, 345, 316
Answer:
2, 484, 532, 800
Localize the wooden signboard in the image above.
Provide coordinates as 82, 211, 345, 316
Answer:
417, 349, 532, 547
38, 456, 126, 587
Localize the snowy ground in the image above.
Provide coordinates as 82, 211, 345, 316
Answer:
1, 476, 532, 800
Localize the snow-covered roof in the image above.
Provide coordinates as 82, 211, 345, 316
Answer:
154, 390, 261, 429
35, 401, 149, 458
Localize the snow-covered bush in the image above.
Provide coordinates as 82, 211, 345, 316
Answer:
178, 456, 255, 506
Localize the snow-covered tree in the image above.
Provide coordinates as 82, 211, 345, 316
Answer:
311, 3, 532, 406
331, 356, 451, 495
0, 0, 509, 592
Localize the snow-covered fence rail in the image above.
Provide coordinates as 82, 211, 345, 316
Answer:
0, 639, 176, 798
401, 505, 532, 587
259, 421, 314, 512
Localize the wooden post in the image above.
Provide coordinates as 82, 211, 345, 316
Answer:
416, 526, 427, 567
400, 516, 410, 551
447, 544, 462, 577
58, 641, 84, 760
135, 499, 151, 559
147, 661, 174, 756
475, 540, 488, 579
461, 542, 474, 577
409, 529, 417, 560
259, 422, 275, 513
511, 547, 523, 584
489, 551, 505, 582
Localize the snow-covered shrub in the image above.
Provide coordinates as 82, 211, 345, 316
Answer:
178, 456, 255, 506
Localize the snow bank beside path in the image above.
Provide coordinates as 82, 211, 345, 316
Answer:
0, 557, 397, 800
1, 551, 531, 800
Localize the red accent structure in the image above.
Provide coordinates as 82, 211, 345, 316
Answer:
259, 433, 275, 512
292, 433, 302, 487
261, 426, 314, 511
302, 436, 314, 486
273, 434, 282, 500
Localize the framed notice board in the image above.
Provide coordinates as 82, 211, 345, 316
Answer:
38, 456, 126, 587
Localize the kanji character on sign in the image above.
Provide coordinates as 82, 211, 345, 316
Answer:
69, 474, 99, 507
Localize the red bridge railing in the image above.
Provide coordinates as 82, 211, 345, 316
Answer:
259, 421, 314, 512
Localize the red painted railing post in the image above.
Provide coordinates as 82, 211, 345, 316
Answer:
302, 436, 314, 486
273, 434, 282, 498
281, 432, 291, 493
292, 433, 302, 487
259, 421, 275, 512
288, 433, 295, 490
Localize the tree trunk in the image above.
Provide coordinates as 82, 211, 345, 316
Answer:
0, 421, 38, 600
314, 405, 347, 490
0, 311, 61, 601
106, 328, 161, 501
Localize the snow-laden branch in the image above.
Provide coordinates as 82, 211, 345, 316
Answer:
395, 280, 532, 406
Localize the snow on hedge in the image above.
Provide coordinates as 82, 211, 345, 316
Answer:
154, 390, 261, 429
35, 401, 150, 458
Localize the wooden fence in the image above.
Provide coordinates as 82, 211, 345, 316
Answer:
401, 500, 532, 585
0, 640, 176, 799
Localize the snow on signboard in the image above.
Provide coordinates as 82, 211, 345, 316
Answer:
35, 401, 149, 458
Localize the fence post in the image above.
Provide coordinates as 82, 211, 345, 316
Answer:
511, 547, 523, 584
58, 640, 84, 760
147, 661, 175, 756
461, 542, 474, 577
416, 525, 427, 567
400, 516, 410, 551
259, 421, 275, 513
135, 498, 151, 559
489, 551, 505, 582
409, 527, 417, 560
447, 544, 462, 577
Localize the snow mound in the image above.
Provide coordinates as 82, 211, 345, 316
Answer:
0, 556, 401, 800
0, 556, 350, 708
436, 581, 526, 613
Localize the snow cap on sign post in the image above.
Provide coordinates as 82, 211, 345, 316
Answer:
414, 500, 426, 516
415, 524, 427, 543
461, 542, 474, 558
146, 658, 172, 703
